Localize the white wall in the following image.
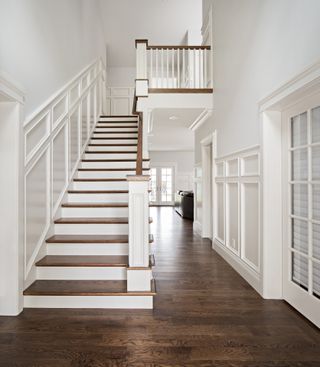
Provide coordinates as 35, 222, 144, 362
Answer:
0, 0, 106, 117
150, 150, 194, 191
107, 67, 135, 87
200, 0, 320, 158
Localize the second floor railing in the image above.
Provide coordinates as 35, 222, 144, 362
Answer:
136, 39, 212, 91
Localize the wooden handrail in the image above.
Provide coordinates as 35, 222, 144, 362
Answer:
147, 45, 210, 50
132, 93, 143, 176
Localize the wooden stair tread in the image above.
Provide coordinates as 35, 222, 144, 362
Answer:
73, 178, 127, 181
68, 190, 129, 194
95, 126, 137, 129
91, 137, 137, 140
36, 255, 129, 267
46, 234, 154, 244
23, 280, 156, 296
61, 202, 128, 208
77, 168, 149, 172
68, 190, 151, 194
85, 151, 137, 154
94, 131, 138, 134
54, 217, 153, 224
81, 159, 150, 162
88, 144, 137, 147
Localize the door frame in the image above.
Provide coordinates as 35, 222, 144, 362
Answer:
281, 92, 320, 327
260, 60, 320, 326
0, 72, 25, 315
201, 132, 217, 239
150, 162, 177, 206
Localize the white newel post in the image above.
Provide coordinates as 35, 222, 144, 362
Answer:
126, 175, 152, 291
135, 40, 149, 97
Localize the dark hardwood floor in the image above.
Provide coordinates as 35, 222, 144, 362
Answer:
0, 207, 319, 366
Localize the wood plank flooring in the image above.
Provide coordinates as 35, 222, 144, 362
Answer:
0, 207, 319, 366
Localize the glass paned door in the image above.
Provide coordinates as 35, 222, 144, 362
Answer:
149, 166, 174, 205
283, 97, 320, 327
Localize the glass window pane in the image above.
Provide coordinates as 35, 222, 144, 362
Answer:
312, 146, 320, 180
292, 184, 308, 218
291, 112, 307, 147
313, 262, 320, 298
312, 106, 320, 143
313, 223, 320, 260
292, 218, 308, 254
313, 185, 320, 220
292, 252, 308, 290
292, 149, 308, 181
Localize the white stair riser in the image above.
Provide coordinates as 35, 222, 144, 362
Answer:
76, 171, 140, 178
93, 133, 138, 138
99, 117, 137, 122
54, 223, 129, 235
95, 127, 138, 132
24, 296, 153, 309
80, 161, 149, 169
86, 146, 137, 152
97, 123, 137, 128
72, 181, 128, 190
37, 267, 127, 280
67, 193, 129, 203
90, 139, 137, 144
61, 207, 129, 217
84, 153, 137, 160
47, 243, 129, 256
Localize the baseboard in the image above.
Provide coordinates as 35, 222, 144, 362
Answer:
193, 220, 202, 236
213, 239, 262, 296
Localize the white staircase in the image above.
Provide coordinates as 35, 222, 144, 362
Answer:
24, 116, 155, 309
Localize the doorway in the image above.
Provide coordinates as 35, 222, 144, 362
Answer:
282, 91, 320, 327
150, 165, 175, 206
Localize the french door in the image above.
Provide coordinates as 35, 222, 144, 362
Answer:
150, 166, 174, 206
283, 92, 320, 327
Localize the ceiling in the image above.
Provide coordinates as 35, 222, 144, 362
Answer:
98, 0, 202, 67
148, 108, 204, 151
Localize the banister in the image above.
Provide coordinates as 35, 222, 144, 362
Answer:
132, 93, 143, 176
147, 45, 211, 50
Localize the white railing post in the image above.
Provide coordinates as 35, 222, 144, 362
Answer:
135, 39, 148, 97
127, 175, 152, 291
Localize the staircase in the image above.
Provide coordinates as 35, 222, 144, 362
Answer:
23, 116, 156, 309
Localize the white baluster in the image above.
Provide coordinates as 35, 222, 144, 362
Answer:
172, 48, 174, 88
161, 48, 164, 88
177, 49, 180, 88
166, 48, 169, 88
155, 49, 159, 88
150, 48, 153, 88
182, 48, 185, 88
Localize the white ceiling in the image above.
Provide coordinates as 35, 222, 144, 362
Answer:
148, 108, 204, 151
99, 0, 202, 67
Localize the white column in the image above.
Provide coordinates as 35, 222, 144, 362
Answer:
126, 175, 152, 291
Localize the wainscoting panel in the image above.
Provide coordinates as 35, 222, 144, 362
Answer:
215, 146, 261, 278
25, 148, 49, 267
106, 87, 134, 116
241, 182, 260, 271
23, 59, 106, 282
226, 182, 239, 255
52, 124, 67, 211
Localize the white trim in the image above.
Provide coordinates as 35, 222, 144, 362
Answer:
259, 60, 320, 112
216, 144, 260, 162
189, 108, 213, 131
24, 59, 98, 126
214, 239, 261, 294
0, 71, 25, 104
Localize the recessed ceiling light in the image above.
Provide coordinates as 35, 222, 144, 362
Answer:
169, 116, 179, 120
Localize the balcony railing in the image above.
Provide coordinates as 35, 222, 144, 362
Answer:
135, 39, 212, 94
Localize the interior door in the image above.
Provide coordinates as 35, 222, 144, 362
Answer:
149, 166, 174, 206
282, 92, 320, 327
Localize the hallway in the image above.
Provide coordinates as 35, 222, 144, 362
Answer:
0, 207, 319, 366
